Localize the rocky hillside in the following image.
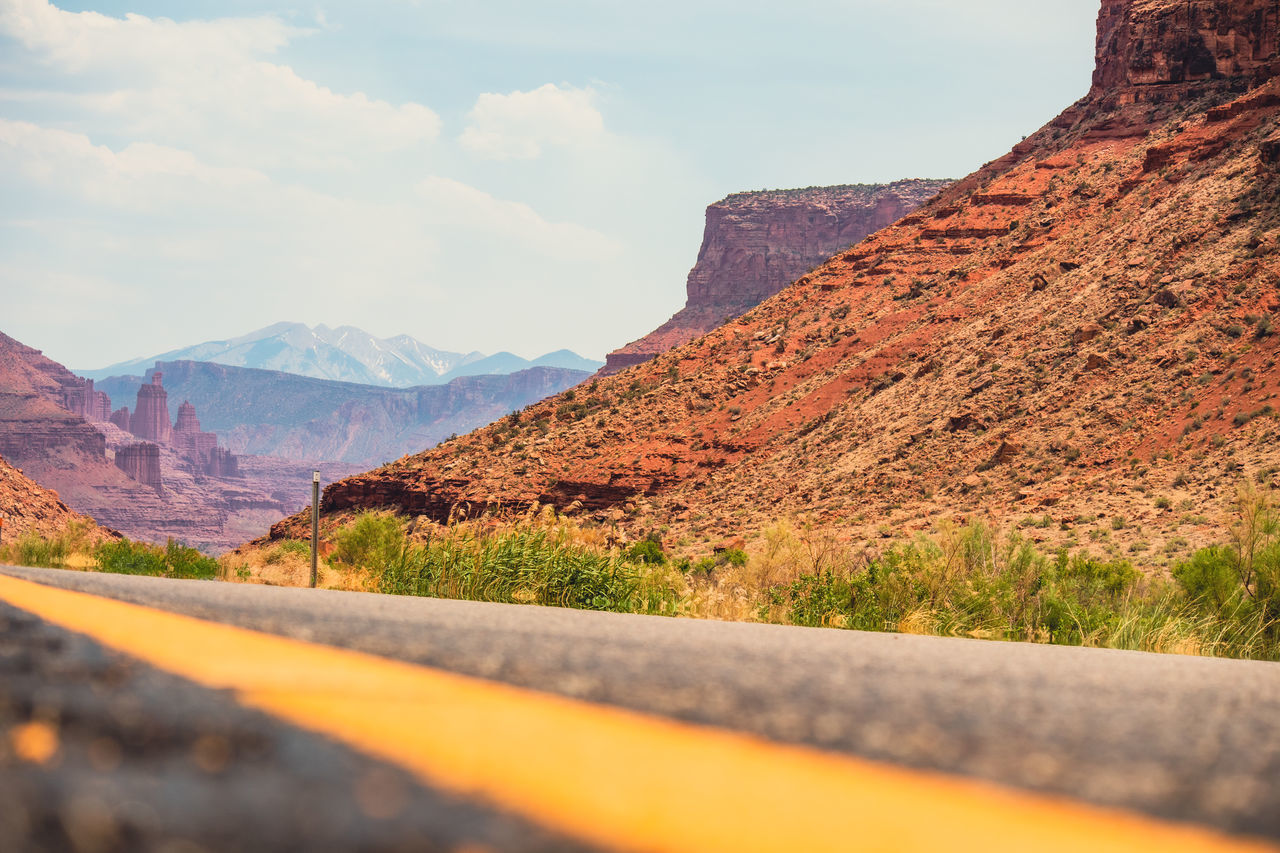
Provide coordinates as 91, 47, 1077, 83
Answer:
277, 0, 1280, 564
97, 361, 593, 466
0, 453, 107, 542
602, 181, 951, 374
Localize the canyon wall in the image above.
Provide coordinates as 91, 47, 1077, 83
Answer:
1093, 0, 1279, 95
114, 443, 162, 492
602, 180, 951, 374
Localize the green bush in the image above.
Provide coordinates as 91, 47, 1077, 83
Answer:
626, 537, 667, 565
332, 512, 681, 616
1173, 546, 1240, 610
763, 520, 1280, 659
333, 513, 408, 573
95, 539, 219, 580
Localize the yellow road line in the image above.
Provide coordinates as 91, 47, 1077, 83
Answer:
0, 572, 1273, 853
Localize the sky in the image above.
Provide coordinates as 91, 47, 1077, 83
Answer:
0, 0, 1100, 369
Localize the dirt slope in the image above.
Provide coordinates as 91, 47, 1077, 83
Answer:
276, 0, 1280, 563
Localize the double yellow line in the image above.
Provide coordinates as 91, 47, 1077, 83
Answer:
0, 572, 1272, 853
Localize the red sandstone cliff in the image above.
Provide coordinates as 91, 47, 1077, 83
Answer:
602, 181, 951, 374
1093, 0, 1279, 95
273, 0, 1280, 559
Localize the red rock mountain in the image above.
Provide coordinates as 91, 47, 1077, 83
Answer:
603, 181, 950, 374
276, 0, 1280, 560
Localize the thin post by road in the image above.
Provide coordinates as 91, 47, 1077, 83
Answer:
310, 471, 320, 589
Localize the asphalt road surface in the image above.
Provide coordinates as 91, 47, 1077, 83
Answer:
2, 564, 1278, 851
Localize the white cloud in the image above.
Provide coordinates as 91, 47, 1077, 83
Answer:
0, 0, 441, 170
417, 176, 620, 261
459, 83, 604, 160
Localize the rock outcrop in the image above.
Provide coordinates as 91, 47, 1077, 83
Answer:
114, 443, 162, 492
1093, 0, 1279, 96
602, 181, 951, 374
132, 372, 172, 444
109, 407, 131, 433
275, 0, 1280, 561
171, 399, 234, 476
59, 378, 111, 423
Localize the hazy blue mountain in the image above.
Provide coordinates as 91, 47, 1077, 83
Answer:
436, 349, 605, 383
80, 323, 601, 387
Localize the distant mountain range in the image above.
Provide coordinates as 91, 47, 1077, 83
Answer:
79, 322, 602, 388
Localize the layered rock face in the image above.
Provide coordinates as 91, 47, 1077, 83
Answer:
114, 443, 162, 492
603, 181, 951, 373
1094, 0, 1279, 96
279, 0, 1280, 561
59, 378, 111, 423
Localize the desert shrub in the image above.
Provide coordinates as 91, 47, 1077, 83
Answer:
7, 532, 71, 568
1173, 546, 1240, 610
762, 518, 1279, 659
264, 539, 311, 564
333, 512, 408, 573
332, 511, 681, 616
95, 539, 218, 580
626, 536, 667, 565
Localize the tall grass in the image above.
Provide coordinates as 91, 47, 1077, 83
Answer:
751, 493, 1280, 661
0, 525, 218, 580
331, 510, 682, 616
0, 521, 95, 569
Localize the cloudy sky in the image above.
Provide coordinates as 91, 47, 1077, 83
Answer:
1, 0, 1099, 369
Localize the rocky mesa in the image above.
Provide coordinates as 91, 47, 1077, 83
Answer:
276, 0, 1280, 564
602, 181, 950, 374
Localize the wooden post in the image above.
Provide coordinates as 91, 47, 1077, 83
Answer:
310, 471, 320, 589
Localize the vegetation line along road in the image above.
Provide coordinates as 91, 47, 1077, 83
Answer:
6, 482, 1279, 661
0, 571, 1275, 853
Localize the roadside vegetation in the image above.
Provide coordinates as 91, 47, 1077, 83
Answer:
9, 487, 1277, 662
0, 524, 219, 580
249, 484, 1277, 661
327, 507, 682, 615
